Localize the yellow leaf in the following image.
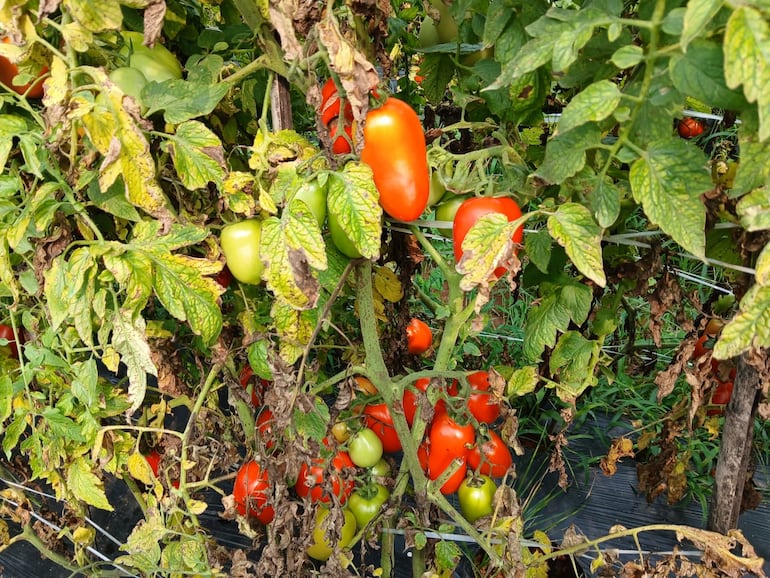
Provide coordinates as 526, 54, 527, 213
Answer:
374, 265, 403, 303
72, 526, 96, 545
128, 452, 154, 486
42, 56, 68, 107
188, 499, 208, 515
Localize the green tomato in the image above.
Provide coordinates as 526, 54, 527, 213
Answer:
430, 0, 458, 43
220, 220, 264, 285
306, 507, 357, 561
427, 170, 446, 208
418, 16, 440, 48
328, 210, 362, 259
109, 66, 147, 106
348, 483, 390, 530
348, 428, 384, 468
370, 458, 391, 479
119, 31, 183, 82
289, 179, 327, 228
434, 195, 468, 238
457, 475, 496, 523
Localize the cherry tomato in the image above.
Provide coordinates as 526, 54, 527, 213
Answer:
0, 324, 19, 359
233, 460, 274, 525
467, 429, 512, 478
220, 220, 264, 285
348, 427, 384, 468
119, 31, 183, 82
458, 475, 496, 523
306, 506, 356, 561
363, 403, 402, 453
347, 482, 390, 530
295, 447, 355, 504
453, 197, 524, 278
406, 318, 432, 355
465, 371, 501, 424
361, 97, 430, 222
0, 38, 47, 99
677, 117, 705, 139
429, 411, 475, 463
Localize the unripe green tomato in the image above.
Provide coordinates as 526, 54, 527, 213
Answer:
427, 170, 446, 208
328, 210, 362, 259
119, 31, 183, 82
109, 66, 147, 106
430, 0, 458, 43
220, 220, 264, 285
434, 196, 468, 238
306, 507, 356, 561
348, 483, 390, 530
418, 16, 440, 48
458, 475, 496, 523
290, 179, 327, 227
348, 428, 384, 468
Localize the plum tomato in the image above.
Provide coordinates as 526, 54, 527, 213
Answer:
233, 460, 274, 525
406, 318, 432, 355
458, 475, 496, 523
220, 220, 265, 285
465, 371, 501, 424
467, 429, 512, 478
295, 447, 355, 504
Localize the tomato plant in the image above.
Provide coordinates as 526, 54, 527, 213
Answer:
0, 324, 19, 359
295, 447, 355, 503
406, 318, 432, 355
233, 460, 274, 525
306, 506, 357, 562
453, 197, 524, 277
347, 482, 390, 530
361, 97, 430, 222
467, 429, 512, 478
677, 117, 705, 139
458, 475, 496, 523
464, 371, 501, 425
348, 427, 384, 468
0, 37, 46, 98
363, 403, 402, 453
220, 220, 265, 285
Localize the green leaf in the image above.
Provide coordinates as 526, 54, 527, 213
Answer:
271, 299, 315, 364
261, 204, 326, 310
326, 163, 382, 259
67, 456, 113, 511
755, 243, 770, 286
483, 0, 515, 46
611, 45, 644, 69
547, 203, 606, 287
293, 397, 330, 443
629, 138, 711, 258
506, 366, 539, 398
247, 340, 273, 381
590, 178, 622, 229
71, 358, 99, 408
63, 0, 122, 32
420, 53, 455, 105
0, 374, 11, 423
552, 23, 594, 73
682, 0, 724, 49
3, 414, 27, 458
167, 121, 226, 190
670, 40, 748, 111
548, 331, 600, 402
111, 309, 157, 413
525, 228, 552, 274
435, 539, 462, 568
713, 284, 770, 359
487, 36, 554, 90
457, 213, 521, 290
143, 78, 229, 125
557, 80, 621, 135
736, 188, 770, 231
150, 252, 224, 344
724, 7, 770, 141
536, 124, 602, 184
0, 115, 28, 168
523, 281, 592, 360
86, 178, 141, 222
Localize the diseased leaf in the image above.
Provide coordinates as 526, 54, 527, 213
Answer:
591, 178, 621, 229
457, 213, 521, 290
524, 281, 592, 361
326, 163, 381, 259
63, 0, 122, 32
0, 115, 28, 168
682, 0, 724, 49
629, 138, 711, 258
67, 457, 113, 511
271, 299, 315, 364
111, 309, 157, 413
736, 188, 770, 231
506, 366, 539, 398
557, 81, 621, 134
548, 331, 600, 402
143, 78, 229, 125
166, 121, 226, 190
536, 124, 602, 185
713, 284, 770, 359
547, 203, 606, 287
293, 397, 330, 442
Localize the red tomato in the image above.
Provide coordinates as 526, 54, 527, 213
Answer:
426, 443, 468, 494
214, 265, 233, 288
406, 318, 432, 355
256, 408, 275, 449
453, 197, 524, 278
295, 447, 355, 504
403, 378, 430, 427
417, 438, 430, 472
361, 97, 430, 222
363, 403, 402, 453
320, 79, 353, 154
145, 450, 162, 477
233, 460, 274, 525
467, 429, 512, 478
0, 38, 47, 99
677, 117, 705, 139
429, 411, 475, 463
328, 116, 353, 154
239, 366, 270, 406
0, 324, 19, 359
465, 371, 501, 424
